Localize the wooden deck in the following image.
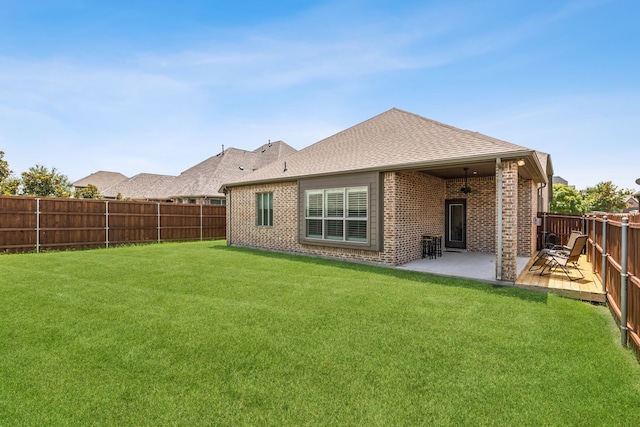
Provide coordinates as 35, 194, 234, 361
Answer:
515, 254, 606, 303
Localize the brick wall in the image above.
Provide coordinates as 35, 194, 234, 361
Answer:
383, 171, 445, 265
227, 171, 446, 266
227, 181, 387, 264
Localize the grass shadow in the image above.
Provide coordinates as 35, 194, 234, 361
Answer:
211, 244, 549, 304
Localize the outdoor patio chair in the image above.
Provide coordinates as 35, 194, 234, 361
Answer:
540, 234, 588, 281
548, 230, 582, 255
529, 230, 583, 272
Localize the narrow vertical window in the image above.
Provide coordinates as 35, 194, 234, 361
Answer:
325, 189, 344, 240
256, 192, 273, 226
346, 188, 367, 241
305, 190, 323, 238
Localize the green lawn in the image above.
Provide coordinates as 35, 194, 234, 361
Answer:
1, 241, 639, 426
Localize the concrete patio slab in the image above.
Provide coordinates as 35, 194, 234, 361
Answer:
397, 250, 531, 284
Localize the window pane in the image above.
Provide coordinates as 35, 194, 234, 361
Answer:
307, 191, 323, 217
346, 220, 367, 241
347, 189, 367, 218
449, 204, 464, 242
306, 219, 322, 238
326, 190, 344, 217
325, 219, 344, 240
257, 193, 273, 226
256, 194, 263, 225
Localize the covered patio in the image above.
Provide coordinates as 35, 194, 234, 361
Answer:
398, 251, 531, 284
398, 251, 604, 303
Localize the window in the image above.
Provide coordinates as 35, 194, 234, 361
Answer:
256, 192, 273, 226
304, 187, 367, 242
210, 198, 226, 205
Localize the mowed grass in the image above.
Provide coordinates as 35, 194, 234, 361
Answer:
1, 241, 639, 426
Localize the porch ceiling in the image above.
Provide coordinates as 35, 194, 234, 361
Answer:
418, 155, 543, 182
420, 161, 496, 179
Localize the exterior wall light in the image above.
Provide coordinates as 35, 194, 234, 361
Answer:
516, 159, 525, 166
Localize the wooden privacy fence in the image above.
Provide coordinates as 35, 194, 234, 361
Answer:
536, 212, 588, 250
0, 196, 226, 253
538, 211, 640, 358
585, 213, 640, 358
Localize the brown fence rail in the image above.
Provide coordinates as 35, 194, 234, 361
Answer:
585, 213, 640, 359
536, 212, 588, 250
0, 196, 226, 253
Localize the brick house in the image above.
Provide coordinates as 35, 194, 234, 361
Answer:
221, 108, 553, 282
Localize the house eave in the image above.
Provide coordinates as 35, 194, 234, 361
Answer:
220, 150, 545, 191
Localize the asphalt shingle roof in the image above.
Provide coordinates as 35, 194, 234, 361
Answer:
102, 173, 177, 199
223, 108, 537, 188
161, 141, 296, 198
72, 171, 128, 192
99, 141, 296, 200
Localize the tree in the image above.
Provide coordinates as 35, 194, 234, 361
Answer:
550, 184, 585, 214
75, 184, 102, 199
0, 151, 11, 182
20, 165, 73, 197
582, 181, 631, 213
0, 176, 21, 195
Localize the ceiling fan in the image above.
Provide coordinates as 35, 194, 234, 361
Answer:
460, 167, 474, 194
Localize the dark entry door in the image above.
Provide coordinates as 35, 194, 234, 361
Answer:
445, 199, 466, 249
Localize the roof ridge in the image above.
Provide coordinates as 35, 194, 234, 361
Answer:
390, 107, 528, 151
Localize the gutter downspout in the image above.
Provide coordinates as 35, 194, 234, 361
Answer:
496, 157, 503, 281
537, 182, 546, 212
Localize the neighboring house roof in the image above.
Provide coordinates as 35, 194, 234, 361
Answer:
72, 171, 128, 192
624, 195, 639, 208
222, 108, 546, 189
98, 140, 296, 200
102, 173, 177, 200
552, 176, 569, 185
162, 141, 296, 199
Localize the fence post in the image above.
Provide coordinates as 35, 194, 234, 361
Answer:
542, 212, 547, 250
105, 200, 109, 248
592, 215, 597, 273
35, 198, 40, 253
620, 217, 629, 347
157, 203, 161, 243
200, 204, 203, 241
601, 216, 607, 293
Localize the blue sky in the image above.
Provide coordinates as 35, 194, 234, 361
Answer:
0, 0, 638, 191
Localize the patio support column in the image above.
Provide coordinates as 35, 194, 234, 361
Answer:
496, 159, 518, 282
